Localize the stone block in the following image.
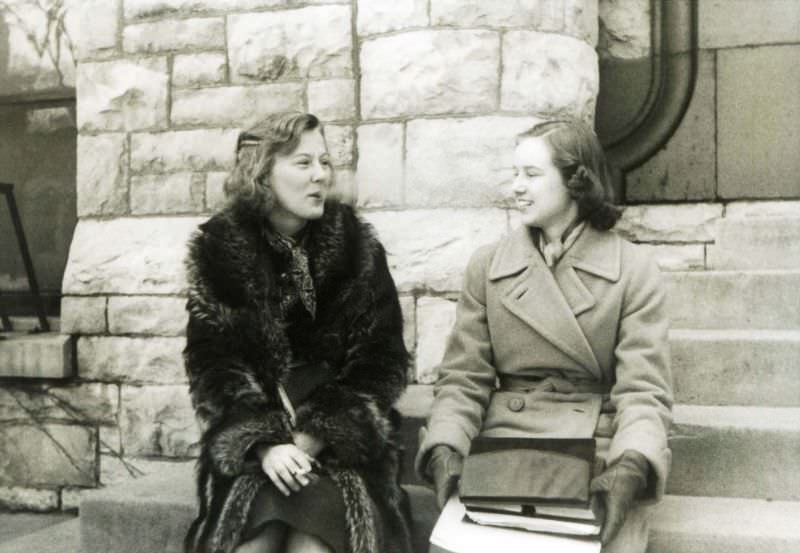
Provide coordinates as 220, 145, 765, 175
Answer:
0, 424, 96, 487
99, 454, 189, 487
171, 83, 304, 128
665, 271, 800, 330
77, 58, 168, 132
228, 6, 352, 82
65, 0, 120, 60
205, 172, 229, 211
627, 51, 716, 201
308, 79, 356, 121
361, 30, 500, 119
60, 296, 107, 335
76, 133, 129, 217
62, 217, 205, 295
130, 129, 238, 174
718, 45, 800, 199
324, 125, 354, 166
123, 17, 224, 54
699, 0, 800, 49
615, 203, 723, 243
0, 333, 74, 379
119, 385, 200, 457
107, 296, 188, 336
671, 329, 800, 407
636, 244, 705, 272
399, 295, 416, 356
564, 0, 600, 45
363, 209, 508, 292
356, 123, 404, 207
100, 426, 122, 455
172, 52, 227, 87
330, 167, 356, 205
726, 200, 800, 219
598, 0, 650, 59
61, 488, 85, 511
358, 0, 428, 36
707, 216, 800, 270
44, 384, 119, 425
415, 297, 457, 383
0, 486, 59, 512
405, 117, 538, 207
130, 173, 205, 215
501, 31, 598, 119
78, 337, 186, 384
0, 383, 116, 425
124, 0, 285, 20
431, 0, 562, 31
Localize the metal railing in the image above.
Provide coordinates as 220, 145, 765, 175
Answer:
1, 182, 50, 333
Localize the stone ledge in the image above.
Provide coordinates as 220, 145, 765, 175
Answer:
0, 333, 74, 379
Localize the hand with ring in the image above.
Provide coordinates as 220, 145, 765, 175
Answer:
257, 443, 317, 496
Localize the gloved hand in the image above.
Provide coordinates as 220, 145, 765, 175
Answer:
426, 445, 464, 510
589, 450, 650, 545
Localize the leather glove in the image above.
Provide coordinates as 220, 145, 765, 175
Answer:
426, 445, 464, 510
589, 450, 650, 545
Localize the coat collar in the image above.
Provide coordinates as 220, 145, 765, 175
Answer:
489, 224, 621, 283
488, 224, 622, 378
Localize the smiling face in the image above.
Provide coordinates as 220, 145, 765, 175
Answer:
512, 135, 578, 236
267, 128, 333, 235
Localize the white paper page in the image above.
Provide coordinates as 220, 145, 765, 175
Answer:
431, 497, 602, 553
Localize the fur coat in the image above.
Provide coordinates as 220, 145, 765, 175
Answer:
182, 197, 413, 553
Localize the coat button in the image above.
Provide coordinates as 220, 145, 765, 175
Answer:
507, 397, 525, 412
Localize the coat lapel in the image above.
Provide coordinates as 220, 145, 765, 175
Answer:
489, 226, 602, 377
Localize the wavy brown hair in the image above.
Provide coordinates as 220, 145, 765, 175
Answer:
517, 119, 622, 230
224, 112, 331, 209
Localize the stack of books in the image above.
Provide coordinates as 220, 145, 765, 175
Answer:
458, 437, 602, 537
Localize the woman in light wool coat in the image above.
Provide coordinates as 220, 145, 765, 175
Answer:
415, 119, 673, 553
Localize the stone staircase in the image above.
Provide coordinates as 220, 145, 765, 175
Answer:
2, 211, 800, 553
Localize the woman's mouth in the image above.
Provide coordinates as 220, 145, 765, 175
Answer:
516, 199, 534, 207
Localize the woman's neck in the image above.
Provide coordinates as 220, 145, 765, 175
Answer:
540, 210, 581, 244
268, 208, 307, 238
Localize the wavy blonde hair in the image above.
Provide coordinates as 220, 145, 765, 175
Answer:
224, 112, 332, 208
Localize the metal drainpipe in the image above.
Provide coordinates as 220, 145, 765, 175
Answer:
603, 0, 699, 201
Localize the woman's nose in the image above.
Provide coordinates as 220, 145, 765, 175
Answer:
310, 160, 326, 182
511, 175, 526, 195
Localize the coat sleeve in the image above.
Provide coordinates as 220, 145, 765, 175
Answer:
607, 247, 673, 502
184, 229, 293, 478
414, 245, 498, 478
292, 240, 409, 467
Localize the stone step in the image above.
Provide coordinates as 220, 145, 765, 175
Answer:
707, 216, 800, 270
669, 405, 800, 501
397, 387, 800, 500
648, 495, 800, 553
665, 270, 800, 329
670, 329, 800, 406
75, 461, 800, 553
0, 518, 80, 553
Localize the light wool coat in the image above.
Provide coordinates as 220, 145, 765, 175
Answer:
417, 224, 673, 501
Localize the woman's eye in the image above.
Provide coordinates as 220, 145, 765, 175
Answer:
296, 160, 310, 166
525, 170, 539, 178
320, 158, 331, 166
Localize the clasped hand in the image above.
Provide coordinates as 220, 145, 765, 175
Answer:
257, 433, 324, 496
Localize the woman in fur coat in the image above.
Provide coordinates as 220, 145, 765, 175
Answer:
183, 112, 413, 553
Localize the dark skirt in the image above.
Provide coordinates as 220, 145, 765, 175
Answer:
242, 476, 348, 553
